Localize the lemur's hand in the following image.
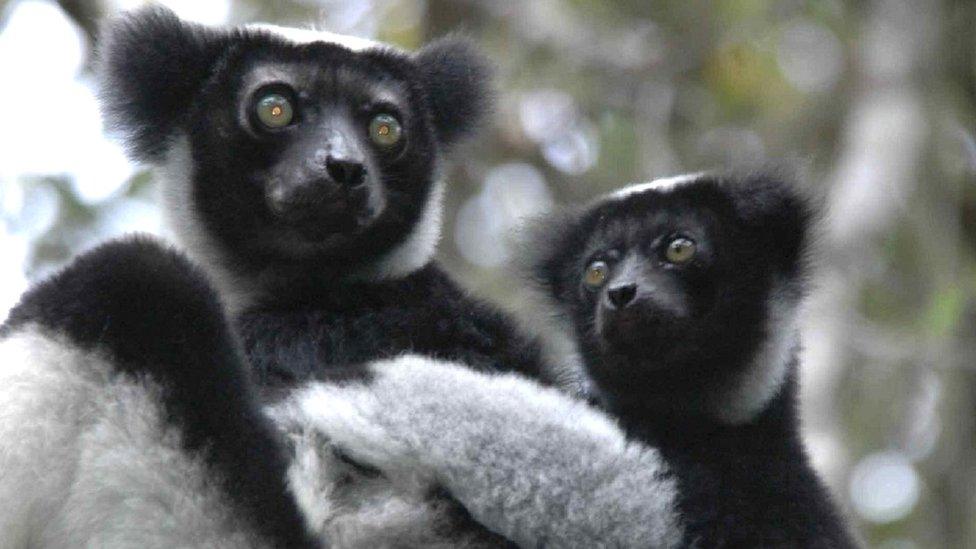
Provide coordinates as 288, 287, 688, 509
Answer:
273, 355, 684, 549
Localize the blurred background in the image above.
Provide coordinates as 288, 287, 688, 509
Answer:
0, 0, 973, 545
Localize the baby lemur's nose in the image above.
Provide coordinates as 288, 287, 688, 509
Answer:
326, 157, 366, 188
607, 284, 638, 309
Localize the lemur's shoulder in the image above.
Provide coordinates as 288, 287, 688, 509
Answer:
239, 264, 553, 385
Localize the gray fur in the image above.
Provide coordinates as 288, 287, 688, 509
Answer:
0, 326, 686, 547
280, 416, 506, 548
0, 325, 497, 548
271, 355, 685, 548
0, 326, 267, 547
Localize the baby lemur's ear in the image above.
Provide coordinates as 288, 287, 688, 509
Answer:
98, 5, 233, 162
512, 206, 587, 301
725, 172, 816, 278
414, 35, 495, 147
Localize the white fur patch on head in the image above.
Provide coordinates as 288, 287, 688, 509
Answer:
605, 172, 709, 202
246, 23, 380, 52
711, 282, 801, 424
356, 177, 446, 281
272, 355, 684, 548
0, 326, 262, 546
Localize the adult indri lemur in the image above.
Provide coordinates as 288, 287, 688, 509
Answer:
99, 6, 576, 390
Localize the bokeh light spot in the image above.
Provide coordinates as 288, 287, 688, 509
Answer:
849, 451, 921, 524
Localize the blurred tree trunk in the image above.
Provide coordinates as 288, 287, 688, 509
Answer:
423, 0, 487, 38
807, 0, 975, 545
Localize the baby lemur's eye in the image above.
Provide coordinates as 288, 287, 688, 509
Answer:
665, 237, 696, 264
583, 260, 610, 289
255, 93, 294, 129
369, 114, 402, 147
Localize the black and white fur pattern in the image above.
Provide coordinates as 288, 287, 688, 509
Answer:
0, 237, 506, 548
0, 237, 686, 547
516, 171, 858, 547
98, 7, 575, 391
271, 172, 859, 548
55, 10, 686, 545
53, 8, 847, 546
0, 237, 317, 548
257, 172, 861, 548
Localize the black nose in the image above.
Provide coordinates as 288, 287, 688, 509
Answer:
607, 284, 638, 309
326, 157, 366, 187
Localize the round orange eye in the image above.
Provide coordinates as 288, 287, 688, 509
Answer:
583, 260, 609, 288
369, 114, 402, 147
256, 93, 293, 128
665, 238, 696, 264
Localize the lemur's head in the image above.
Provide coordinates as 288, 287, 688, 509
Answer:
524, 173, 814, 424
99, 7, 491, 306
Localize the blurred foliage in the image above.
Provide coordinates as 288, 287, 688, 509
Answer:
1, 0, 974, 546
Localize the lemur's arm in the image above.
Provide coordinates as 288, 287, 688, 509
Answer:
272, 356, 684, 548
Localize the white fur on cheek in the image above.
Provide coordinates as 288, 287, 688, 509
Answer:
159, 136, 443, 301
712, 283, 801, 424
158, 136, 257, 314
0, 326, 261, 547
246, 24, 380, 52
357, 177, 446, 281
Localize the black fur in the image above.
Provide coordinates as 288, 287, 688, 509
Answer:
100, 7, 491, 163
99, 4, 495, 288
98, 7, 234, 161
528, 173, 856, 547
2, 237, 319, 549
414, 34, 495, 145
241, 264, 548, 386
99, 8, 555, 391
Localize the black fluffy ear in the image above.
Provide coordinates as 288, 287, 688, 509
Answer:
414, 35, 494, 146
98, 6, 232, 162
726, 172, 816, 278
512, 206, 586, 301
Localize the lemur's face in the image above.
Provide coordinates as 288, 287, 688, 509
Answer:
101, 7, 491, 279
576, 195, 724, 355
536, 175, 810, 411
190, 43, 437, 264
